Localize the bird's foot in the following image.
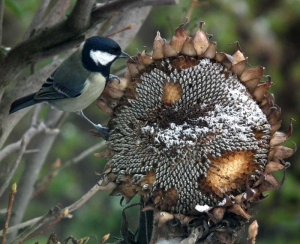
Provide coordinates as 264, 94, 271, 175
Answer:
77, 110, 110, 140
108, 74, 121, 84
93, 124, 110, 140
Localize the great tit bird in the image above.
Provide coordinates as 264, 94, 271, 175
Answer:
9, 36, 129, 139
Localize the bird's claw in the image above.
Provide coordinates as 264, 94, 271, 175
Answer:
108, 74, 121, 84
94, 124, 110, 140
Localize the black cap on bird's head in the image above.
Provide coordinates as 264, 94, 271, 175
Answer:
81, 36, 129, 76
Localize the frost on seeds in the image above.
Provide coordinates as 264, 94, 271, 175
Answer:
108, 58, 271, 213
195, 204, 213, 213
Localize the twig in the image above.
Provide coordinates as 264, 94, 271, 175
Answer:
142, 0, 179, 5
0, 180, 115, 238
0, 0, 4, 44
106, 25, 133, 38
10, 181, 116, 243
0, 122, 59, 197
8, 110, 63, 241
31, 104, 43, 126
63, 141, 106, 170
0, 121, 56, 164
34, 141, 106, 197
23, 149, 40, 154
0, 217, 41, 237
100, 4, 152, 49
186, 0, 196, 21
1, 183, 17, 244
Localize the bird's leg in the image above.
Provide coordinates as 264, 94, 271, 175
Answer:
77, 110, 109, 140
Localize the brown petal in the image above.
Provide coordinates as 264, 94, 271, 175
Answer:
106, 87, 125, 99
260, 93, 275, 115
170, 25, 188, 53
140, 50, 153, 65
234, 193, 246, 204
157, 211, 174, 225
232, 60, 247, 76
215, 52, 232, 69
211, 207, 225, 223
242, 78, 260, 93
97, 98, 113, 115
253, 82, 272, 102
271, 120, 282, 134
228, 204, 251, 220
248, 220, 259, 244
270, 132, 288, 146
203, 42, 217, 59
193, 25, 209, 56
163, 42, 178, 57
232, 49, 246, 64
258, 174, 280, 192
265, 161, 285, 174
240, 66, 264, 82
152, 31, 164, 60
268, 107, 282, 126
181, 37, 197, 56
271, 118, 293, 139
215, 52, 227, 62
273, 146, 295, 159
136, 55, 146, 71
127, 61, 140, 77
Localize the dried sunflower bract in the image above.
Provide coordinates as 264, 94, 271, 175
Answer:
101, 23, 294, 226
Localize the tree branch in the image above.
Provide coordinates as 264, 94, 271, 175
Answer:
0, 106, 59, 164
0, 55, 69, 149
24, 0, 73, 40
1, 183, 17, 244
0, 217, 42, 237
0, 121, 59, 197
62, 141, 106, 170
67, 0, 96, 32
0, 0, 140, 89
23, 0, 52, 40
0, 0, 178, 143
0, 0, 136, 140
33, 141, 106, 197
0, 0, 175, 88
8, 181, 116, 243
8, 110, 64, 241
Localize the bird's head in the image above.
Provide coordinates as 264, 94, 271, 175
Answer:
81, 36, 129, 77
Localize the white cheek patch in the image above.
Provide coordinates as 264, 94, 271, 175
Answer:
90, 50, 116, 66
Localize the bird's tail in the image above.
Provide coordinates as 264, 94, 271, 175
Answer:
9, 93, 39, 114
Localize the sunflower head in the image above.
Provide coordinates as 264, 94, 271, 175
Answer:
101, 23, 294, 221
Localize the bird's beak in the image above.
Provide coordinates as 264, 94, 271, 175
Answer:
119, 51, 131, 59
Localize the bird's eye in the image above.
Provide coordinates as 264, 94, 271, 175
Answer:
112, 47, 120, 52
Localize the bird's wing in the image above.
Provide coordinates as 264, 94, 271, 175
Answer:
34, 52, 90, 101
34, 75, 71, 100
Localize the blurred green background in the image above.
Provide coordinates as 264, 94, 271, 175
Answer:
1, 0, 300, 243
